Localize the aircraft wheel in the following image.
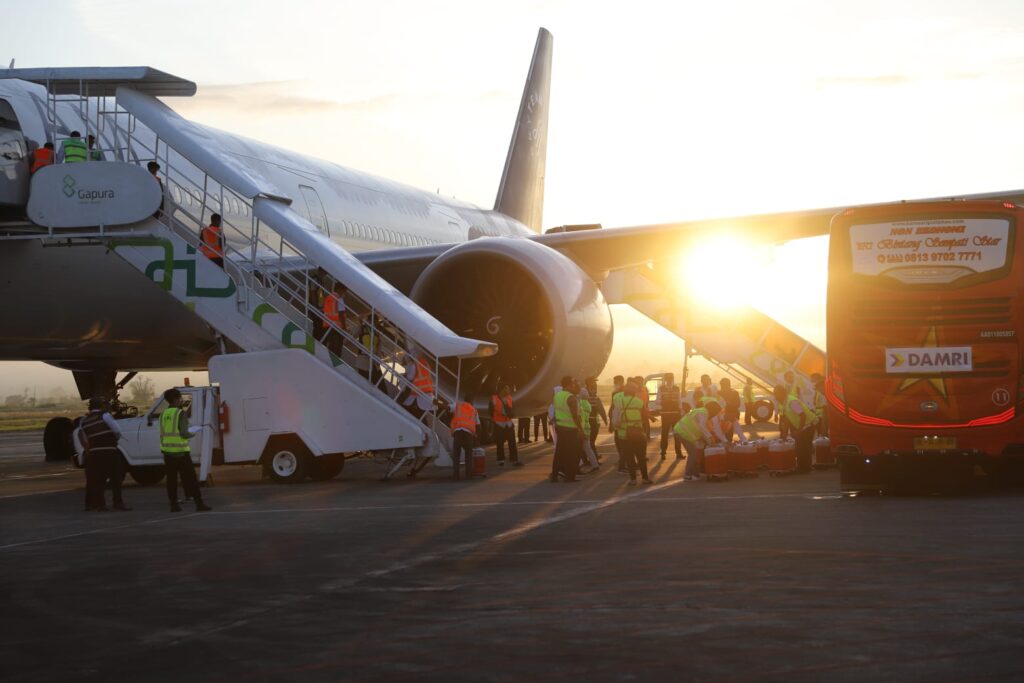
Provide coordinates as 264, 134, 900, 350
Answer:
309, 453, 346, 481
43, 417, 75, 462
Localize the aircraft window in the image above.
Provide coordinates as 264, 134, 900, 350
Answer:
171, 185, 182, 204
373, 227, 382, 242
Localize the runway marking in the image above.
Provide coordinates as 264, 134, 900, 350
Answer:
0, 513, 201, 551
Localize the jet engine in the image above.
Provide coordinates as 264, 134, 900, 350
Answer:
410, 238, 614, 415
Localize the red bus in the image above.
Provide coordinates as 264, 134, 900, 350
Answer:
827, 200, 1022, 492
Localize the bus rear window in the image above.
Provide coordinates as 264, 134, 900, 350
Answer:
849, 217, 1011, 285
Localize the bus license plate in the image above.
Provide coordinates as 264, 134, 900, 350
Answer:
914, 437, 957, 450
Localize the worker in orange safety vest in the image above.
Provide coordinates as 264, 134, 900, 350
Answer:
200, 213, 225, 267
449, 392, 480, 480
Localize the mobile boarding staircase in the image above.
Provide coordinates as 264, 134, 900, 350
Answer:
603, 261, 826, 405
5, 69, 492, 478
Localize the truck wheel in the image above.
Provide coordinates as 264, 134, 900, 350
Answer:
751, 400, 775, 423
309, 453, 346, 481
264, 441, 310, 484
130, 465, 166, 486
43, 417, 75, 462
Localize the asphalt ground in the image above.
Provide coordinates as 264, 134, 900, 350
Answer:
3, 428, 1024, 682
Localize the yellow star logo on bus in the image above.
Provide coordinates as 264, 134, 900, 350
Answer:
896, 326, 948, 398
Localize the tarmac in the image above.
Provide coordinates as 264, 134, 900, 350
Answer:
3, 428, 1024, 682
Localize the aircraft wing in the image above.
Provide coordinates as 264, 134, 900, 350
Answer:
358, 186, 1024, 291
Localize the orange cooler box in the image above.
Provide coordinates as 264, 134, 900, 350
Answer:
728, 443, 759, 475
767, 439, 796, 473
704, 445, 729, 478
813, 437, 834, 467
471, 447, 487, 477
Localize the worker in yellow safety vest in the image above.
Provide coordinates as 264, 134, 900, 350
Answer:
60, 131, 88, 163
743, 377, 756, 425
158, 388, 211, 512
774, 384, 818, 473
578, 386, 600, 473
811, 373, 828, 437
674, 400, 722, 481
449, 392, 479, 480
613, 381, 650, 485
551, 376, 583, 482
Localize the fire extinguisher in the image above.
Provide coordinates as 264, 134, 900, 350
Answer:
218, 401, 230, 434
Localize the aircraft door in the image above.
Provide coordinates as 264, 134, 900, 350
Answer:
0, 98, 29, 207
299, 185, 330, 236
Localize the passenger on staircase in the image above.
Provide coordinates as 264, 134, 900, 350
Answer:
321, 282, 347, 357
29, 141, 55, 174
200, 213, 225, 268
449, 392, 480, 481
59, 131, 87, 163
87, 134, 104, 161
147, 161, 164, 217
491, 385, 522, 467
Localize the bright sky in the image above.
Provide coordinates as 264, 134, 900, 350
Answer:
4, 0, 1024, 395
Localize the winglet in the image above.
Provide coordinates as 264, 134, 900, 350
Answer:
493, 28, 553, 233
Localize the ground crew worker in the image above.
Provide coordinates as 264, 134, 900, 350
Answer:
657, 372, 682, 460
719, 378, 741, 437
578, 387, 600, 473
609, 375, 626, 472
773, 384, 818, 473
675, 400, 722, 481
87, 134, 103, 161
59, 130, 88, 163
811, 373, 828, 437
533, 411, 550, 442
550, 376, 582, 482
517, 416, 531, 444
30, 141, 55, 174
490, 385, 521, 467
79, 397, 130, 511
200, 213, 225, 267
614, 383, 650, 485
699, 374, 718, 400
743, 377, 756, 425
357, 313, 382, 386
159, 388, 212, 512
633, 376, 651, 440
402, 352, 434, 418
321, 283, 347, 356
449, 392, 479, 480
584, 377, 608, 456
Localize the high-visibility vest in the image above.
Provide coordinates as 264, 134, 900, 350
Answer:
200, 224, 224, 259
782, 394, 818, 431
412, 358, 434, 397
89, 148, 103, 161
673, 407, 708, 443
30, 147, 55, 173
699, 395, 722, 409
159, 407, 190, 454
743, 384, 755, 404
450, 401, 477, 434
579, 396, 592, 436
640, 386, 649, 407
61, 137, 88, 163
813, 389, 826, 417
553, 390, 576, 428
491, 394, 513, 424
616, 395, 644, 439
322, 293, 343, 329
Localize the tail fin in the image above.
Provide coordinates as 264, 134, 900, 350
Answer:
493, 27, 552, 232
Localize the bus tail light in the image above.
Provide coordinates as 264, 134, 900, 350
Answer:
826, 370, 846, 411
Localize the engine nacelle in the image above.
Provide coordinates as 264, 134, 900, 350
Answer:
410, 238, 613, 415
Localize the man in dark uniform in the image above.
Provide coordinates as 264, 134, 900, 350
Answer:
79, 397, 131, 511
159, 388, 212, 512
657, 373, 683, 460
517, 416, 531, 443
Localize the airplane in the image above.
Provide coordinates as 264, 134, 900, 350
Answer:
1, 28, 1021, 438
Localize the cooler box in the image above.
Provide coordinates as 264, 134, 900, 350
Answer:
756, 439, 770, 469
767, 439, 796, 473
813, 437, 834, 467
728, 443, 759, 475
471, 447, 487, 477
704, 445, 729, 478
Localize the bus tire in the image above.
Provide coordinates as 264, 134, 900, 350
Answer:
309, 453, 346, 481
263, 436, 310, 484
129, 465, 166, 486
43, 417, 75, 462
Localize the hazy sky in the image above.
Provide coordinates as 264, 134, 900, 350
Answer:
4, 0, 1024, 395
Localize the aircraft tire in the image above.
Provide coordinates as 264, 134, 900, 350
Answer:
43, 417, 75, 462
309, 453, 346, 481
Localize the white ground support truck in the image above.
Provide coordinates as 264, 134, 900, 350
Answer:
73, 349, 436, 485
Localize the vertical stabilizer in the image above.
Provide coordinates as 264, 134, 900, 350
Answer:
493, 28, 552, 232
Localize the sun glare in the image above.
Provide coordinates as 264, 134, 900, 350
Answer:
677, 236, 760, 308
